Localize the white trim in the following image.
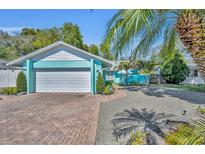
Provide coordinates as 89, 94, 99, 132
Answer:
7, 41, 112, 66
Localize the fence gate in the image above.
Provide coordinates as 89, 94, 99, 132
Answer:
0, 70, 21, 88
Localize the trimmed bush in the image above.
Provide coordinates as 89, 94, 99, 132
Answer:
16, 71, 27, 93
2, 87, 17, 95
96, 72, 105, 94
160, 53, 189, 84
105, 81, 112, 86
104, 85, 112, 95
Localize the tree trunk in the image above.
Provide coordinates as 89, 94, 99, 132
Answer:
176, 10, 205, 80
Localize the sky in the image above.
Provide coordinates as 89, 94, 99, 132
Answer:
0, 9, 118, 45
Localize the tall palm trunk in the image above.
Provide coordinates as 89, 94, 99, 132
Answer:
176, 10, 205, 79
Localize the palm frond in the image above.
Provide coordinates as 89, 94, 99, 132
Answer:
131, 17, 167, 60
165, 114, 205, 145
159, 26, 178, 60
102, 9, 158, 59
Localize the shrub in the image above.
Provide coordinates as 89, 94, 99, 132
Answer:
105, 81, 112, 86
128, 131, 147, 145
16, 71, 27, 92
2, 87, 17, 95
160, 53, 189, 84
96, 72, 105, 94
104, 85, 112, 95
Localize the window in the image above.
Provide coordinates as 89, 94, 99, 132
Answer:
194, 70, 198, 77
189, 69, 198, 77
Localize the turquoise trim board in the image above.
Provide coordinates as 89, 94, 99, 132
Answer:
91, 59, 95, 94
90, 59, 102, 94
94, 60, 102, 93
26, 59, 35, 93
33, 60, 90, 68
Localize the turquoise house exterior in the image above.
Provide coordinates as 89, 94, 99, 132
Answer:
8, 41, 112, 94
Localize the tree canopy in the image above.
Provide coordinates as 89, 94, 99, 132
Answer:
0, 22, 109, 60
160, 52, 190, 84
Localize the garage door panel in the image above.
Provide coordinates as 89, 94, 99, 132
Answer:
36, 71, 91, 92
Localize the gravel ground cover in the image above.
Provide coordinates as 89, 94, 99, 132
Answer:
96, 86, 205, 145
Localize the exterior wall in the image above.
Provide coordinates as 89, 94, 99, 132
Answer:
182, 66, 204, 84
33, 46, 92, 61
183, 77, 204, 84
33, 60, 90, 69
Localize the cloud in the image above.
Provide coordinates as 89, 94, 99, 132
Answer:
0, 26, 27, 36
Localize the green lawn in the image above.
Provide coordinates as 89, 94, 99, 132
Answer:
154, 84, 205, 93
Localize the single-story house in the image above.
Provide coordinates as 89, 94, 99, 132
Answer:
183, 62, 204, 84
7, 41, 112, 94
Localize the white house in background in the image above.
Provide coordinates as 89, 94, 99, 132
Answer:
0, 59, 9, 70
183, 62, 204, 84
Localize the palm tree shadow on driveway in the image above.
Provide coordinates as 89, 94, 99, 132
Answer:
112, 108, 188, 145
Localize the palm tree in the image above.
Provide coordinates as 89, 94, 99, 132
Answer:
112, 108, 187, 144
103, 9, 205, 79
165, 114, 205, 145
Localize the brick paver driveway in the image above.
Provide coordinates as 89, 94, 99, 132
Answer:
0, 91, 125, 145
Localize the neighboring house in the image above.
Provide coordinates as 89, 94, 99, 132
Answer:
183, 62, 204, 84
149, 63, 204, 85
105, 61, 149, 85
0, 59, 9, 70
7, 41, 112, 94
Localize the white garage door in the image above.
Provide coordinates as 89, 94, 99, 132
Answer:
36, 70, 91, 92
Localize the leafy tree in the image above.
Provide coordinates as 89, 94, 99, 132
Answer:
0, 47, 10, 60
16, 71, 27, 92
61, 22, 83, 49
82, 44, 99, 56
96, 72, 105, 94
20, 28, 38, 36
131, 59, 158, 74
88, 44, 99, 56
32, 28, 60, 50
160, 53, 189, 84
0, 22, 112, 61
82, 44, 89, 51
100, 43, 114, 60
102, 9, 205, 80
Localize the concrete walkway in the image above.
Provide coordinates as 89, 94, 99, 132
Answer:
96, 87, 205, 145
